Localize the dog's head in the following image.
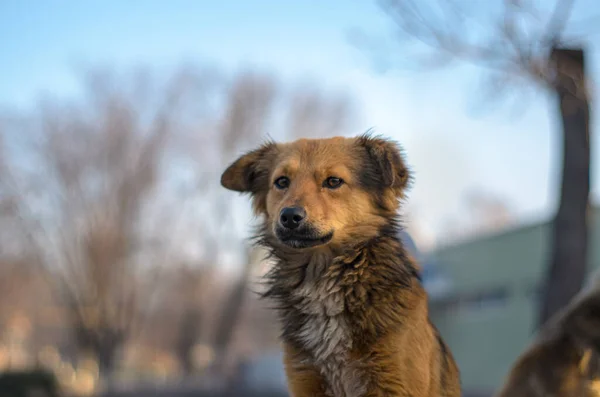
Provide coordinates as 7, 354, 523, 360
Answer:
220, 134, 411, 250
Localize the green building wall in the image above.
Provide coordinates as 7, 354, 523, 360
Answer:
428, 208, 600, 393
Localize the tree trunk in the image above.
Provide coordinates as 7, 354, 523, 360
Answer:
94, 334, 124, 394
75, 324, 122, 387
538, 47, 591, 328
211, 253, 254, 376
175, 307, 202, 376
96, 340, 119, 380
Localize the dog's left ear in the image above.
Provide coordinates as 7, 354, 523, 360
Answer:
358, 134, 411, 191
221, 142, 277, 193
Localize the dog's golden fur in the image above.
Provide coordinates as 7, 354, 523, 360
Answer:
495, 272, 600, 397
221, 134, 460, 396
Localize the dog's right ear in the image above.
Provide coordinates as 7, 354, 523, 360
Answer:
221, 142, 277, 193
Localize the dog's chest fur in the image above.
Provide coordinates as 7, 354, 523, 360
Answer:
286, 258, 367, 397
263, 236, 418, 397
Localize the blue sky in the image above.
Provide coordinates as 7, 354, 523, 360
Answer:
2, 0, 599, 247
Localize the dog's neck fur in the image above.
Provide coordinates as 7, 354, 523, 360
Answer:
259, 218, 422, 350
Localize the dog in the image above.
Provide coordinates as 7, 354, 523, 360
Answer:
494, 269, 600, 397
220, 134, 461, 397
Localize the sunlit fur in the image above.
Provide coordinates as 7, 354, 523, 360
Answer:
495, 271, 600, 397
221, 133, 461, 397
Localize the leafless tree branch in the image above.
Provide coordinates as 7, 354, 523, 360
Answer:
378, 0, 588, 97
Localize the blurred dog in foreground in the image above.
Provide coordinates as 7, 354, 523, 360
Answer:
495, 270, 600, 397
221, 134, 460, 397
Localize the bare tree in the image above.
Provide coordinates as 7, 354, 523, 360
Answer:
0, 67, 210, 380
1, 66, 359, 382
0, 134, 22, 261
463, 189, 515, 233
374, 0, 593, 327
435, 189, 515, 246
152, 263, 213, 376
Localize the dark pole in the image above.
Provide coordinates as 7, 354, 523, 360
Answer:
538, 47, 591, 328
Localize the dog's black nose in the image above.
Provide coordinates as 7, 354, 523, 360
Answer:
279, 207, 306, 230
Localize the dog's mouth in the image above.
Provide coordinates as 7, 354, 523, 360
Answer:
276, 229, 334, 249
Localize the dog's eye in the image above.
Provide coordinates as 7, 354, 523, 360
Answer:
324, 177, 344, 189
274, 176, 290, 189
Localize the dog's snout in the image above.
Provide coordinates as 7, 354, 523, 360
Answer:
279, 207, 306, 230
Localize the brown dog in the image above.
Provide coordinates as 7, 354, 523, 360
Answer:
221, 134, 461, 397
494, 272, 600, 397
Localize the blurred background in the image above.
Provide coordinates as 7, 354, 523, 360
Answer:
0, 0, 599, 396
